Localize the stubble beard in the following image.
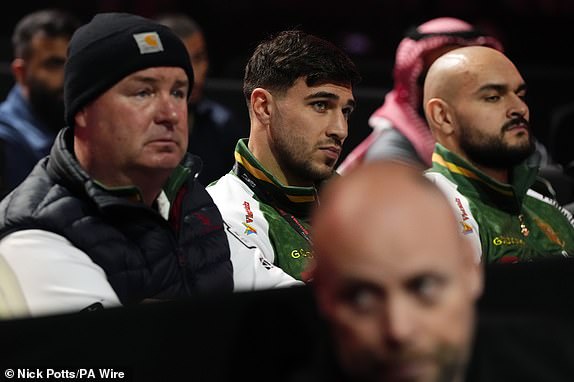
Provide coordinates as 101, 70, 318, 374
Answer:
272, 128, 336, 184
275, 142, 335, 184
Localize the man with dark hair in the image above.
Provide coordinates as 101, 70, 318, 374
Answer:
0, 9, 81, 197
208, 30, 361, 290
155, 13, 247, 186
424, 46, 574, 263
0, 12, 232, 318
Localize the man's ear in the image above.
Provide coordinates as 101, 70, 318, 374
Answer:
426, 98, 454, 136
250, 88, 273, 126
11, 58, 26, 87
74, 107, 88, 130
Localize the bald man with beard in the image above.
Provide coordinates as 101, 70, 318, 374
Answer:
310, 161, 482, 382
423, 46, 574, 264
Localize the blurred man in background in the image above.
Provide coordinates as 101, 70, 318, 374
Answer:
311, 161, 482, 382
155, 13, 247, 186
0, 9, 81, 197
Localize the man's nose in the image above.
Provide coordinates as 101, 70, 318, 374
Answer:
383, 296, 417, 347
326, 110, 349, 142
508, 94, 529, 119
156, 94, 181, 126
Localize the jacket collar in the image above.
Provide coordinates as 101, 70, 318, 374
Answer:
233, 138, 318, 218
430, 143, 540, 211
47, 127, 195, 207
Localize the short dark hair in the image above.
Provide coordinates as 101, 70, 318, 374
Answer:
243, 30, 361, 102
12, 9, 81, 59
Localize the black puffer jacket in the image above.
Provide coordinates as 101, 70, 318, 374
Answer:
0, 128, 233, 305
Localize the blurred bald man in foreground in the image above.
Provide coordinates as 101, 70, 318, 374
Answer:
423, 46, 574, 264
311, 161, 482, 382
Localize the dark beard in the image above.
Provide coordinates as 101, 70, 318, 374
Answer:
459, 118, 535, 169
276, 144, 335, 184
272, 128, 340, 185
27, 78, 65, 133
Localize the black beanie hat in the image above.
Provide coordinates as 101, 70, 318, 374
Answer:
64, 12, 194, 128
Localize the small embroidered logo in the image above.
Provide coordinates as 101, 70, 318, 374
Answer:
133, 32, 164, 54
243, 201, 254, 223
460, 221, 474, 235
242, 222, 257, 235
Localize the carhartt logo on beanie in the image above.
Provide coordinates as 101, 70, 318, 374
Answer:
64, 12, 194, 128
133, 32, 164, 53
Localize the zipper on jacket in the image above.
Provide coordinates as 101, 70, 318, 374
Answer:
518, 213, 530, 237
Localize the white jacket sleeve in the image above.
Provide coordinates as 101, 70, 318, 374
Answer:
0, 230, 121, 319
425, 172, 483, 263
223, 222, 303, 291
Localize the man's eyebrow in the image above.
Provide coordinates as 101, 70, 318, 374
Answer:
305, 91, 356, 108
476, 83, 506, 93
173, 78, 190, 88
338, 277, 384, 296
305, 91, 340, 100
476, 82, 527, 94
515, 83, 527, 93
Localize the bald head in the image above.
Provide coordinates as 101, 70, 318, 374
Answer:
312, 160, 482, 382
422, 46, 530, 178
312, 161, 482, 381
313, 161, 471, 269
424, 45, 518, 106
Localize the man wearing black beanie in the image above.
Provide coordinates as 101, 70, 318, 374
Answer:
0, 12, 233, 318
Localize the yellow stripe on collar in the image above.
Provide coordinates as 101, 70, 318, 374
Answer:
432, 152, 513, 196
235, 151, 274, 184
235, 152, 316, 203
433, 152, 480, 180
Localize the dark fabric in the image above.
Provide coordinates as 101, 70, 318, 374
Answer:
468, 312, 574, 382
3, 268, 574, 381
534, 166, 574, 206
430, 144, 574, 263
0, 128, 232, 304
188, 98, 247, 186
548, 101, 574, 169
286, 326, 355, 382
364, 127, 421, 166
0, 85, 57, 198
468, 259, 574, 382
64, 12, 194, 128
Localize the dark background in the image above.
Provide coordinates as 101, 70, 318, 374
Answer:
2, 4, 574, 380
3, 260, 574, 382
0, 0, 568, 75
1, 0, 573, 161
